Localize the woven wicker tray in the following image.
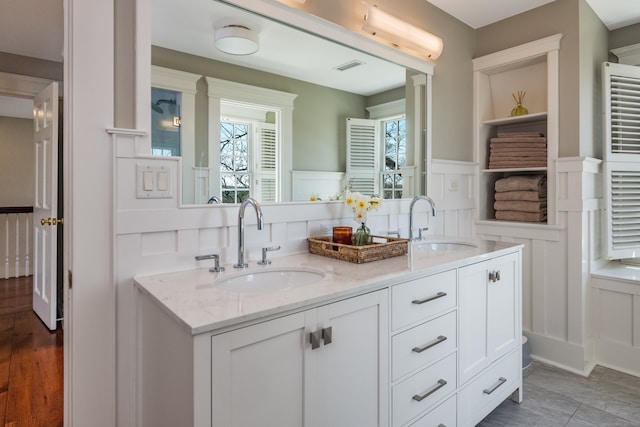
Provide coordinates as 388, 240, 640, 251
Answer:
307, 235, 409, 264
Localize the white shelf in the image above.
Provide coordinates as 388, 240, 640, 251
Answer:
481, 112, 547, 127
481, 167, 547, 173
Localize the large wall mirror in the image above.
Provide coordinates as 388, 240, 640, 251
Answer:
151, 0, 429, 205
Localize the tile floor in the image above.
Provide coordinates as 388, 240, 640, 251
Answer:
478, 361, 640, 426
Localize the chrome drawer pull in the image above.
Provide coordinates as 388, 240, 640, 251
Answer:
412, 335, 447, 353
412, 379, 447, 402
483, 377, 507, 395
412, 291, 447, 305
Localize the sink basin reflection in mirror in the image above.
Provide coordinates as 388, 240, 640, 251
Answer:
411, 240, 478, 256
214, 267, 326, 292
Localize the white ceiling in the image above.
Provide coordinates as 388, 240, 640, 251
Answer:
428, 0, 640, 30
1, 0, 639, 118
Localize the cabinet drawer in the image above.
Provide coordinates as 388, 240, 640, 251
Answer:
409, 393, 456, 427
392, 352, 456, 427
458, 349, 521, 427
392, 269, 456, 331
392, 311, 456, 381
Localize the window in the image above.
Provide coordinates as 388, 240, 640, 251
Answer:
220, 120, 251, 203
381, 116, 406, 199
206, 77, 296, 203
603, 62, 640, 260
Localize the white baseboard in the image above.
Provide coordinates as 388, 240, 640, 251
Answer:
525, 331, 595, 376
595, 339, 640, 378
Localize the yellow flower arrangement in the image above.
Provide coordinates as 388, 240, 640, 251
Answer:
345, 191, 381, 224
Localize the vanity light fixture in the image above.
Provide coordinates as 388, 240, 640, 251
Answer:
214, 25, 259, 55
361, 4, 443, 60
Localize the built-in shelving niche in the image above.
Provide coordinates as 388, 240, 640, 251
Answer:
473, 34, 562, 226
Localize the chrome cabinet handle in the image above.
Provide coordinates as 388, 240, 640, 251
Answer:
412, 335, 447, 353
483, 377, 507, 395
412, 291, 447, 305
310, 330, 321, 350
322, 326, 332, 345
412, 379, 447, 402
438, 425, 446, 427
489, 270, 502, 282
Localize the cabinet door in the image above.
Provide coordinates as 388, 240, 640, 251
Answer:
315, 289, 389, 427
211, 311, 315, 427
459, 253, 519, 384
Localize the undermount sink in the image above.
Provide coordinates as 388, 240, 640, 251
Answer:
411, 239, 478, 255
214, 267, 326, 292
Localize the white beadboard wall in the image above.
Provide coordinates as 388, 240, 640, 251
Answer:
591, 274, 640, 377
113, 132, 477, 424
476, 157, 602, 375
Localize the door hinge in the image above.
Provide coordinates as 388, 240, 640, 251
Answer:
68, 270, 73, 289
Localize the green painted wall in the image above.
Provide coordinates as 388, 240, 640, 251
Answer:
152, 46, 396, 172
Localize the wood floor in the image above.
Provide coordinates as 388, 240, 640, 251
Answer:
0, 276, 63, 427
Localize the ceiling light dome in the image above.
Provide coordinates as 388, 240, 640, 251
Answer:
214, 25, 259, 55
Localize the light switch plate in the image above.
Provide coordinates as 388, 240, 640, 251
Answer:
136, 164, 173, 199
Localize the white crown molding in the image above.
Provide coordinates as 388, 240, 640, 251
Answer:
611, 43, 640, 66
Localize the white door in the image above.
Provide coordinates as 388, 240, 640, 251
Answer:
315, 290, 389, 427
210, 310, 314, 427
33, 82, 59, 331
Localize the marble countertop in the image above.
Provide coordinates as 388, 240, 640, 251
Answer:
134, 238, 522, 335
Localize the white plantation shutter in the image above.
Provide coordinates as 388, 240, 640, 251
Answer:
255, 123, 277, 202
605, 63, 640, 160
603, 62, 640, 259
346, 118, 378, 195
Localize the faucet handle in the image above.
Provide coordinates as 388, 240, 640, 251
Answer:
257, 246, 281, 265
195, 253, 225, 272
418, 227, 429, 240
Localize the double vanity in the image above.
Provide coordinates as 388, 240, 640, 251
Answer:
135, 238, 523, 426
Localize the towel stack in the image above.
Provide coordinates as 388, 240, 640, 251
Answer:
488, 131, 547, 169
493, 174, 547, 222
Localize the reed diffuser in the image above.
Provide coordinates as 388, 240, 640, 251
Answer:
510, 90, 529, 116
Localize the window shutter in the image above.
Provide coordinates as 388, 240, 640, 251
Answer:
603, 62, 640, 259
604, 63, 640, 161
346, 118, 378, 195
255, 123, 277, 202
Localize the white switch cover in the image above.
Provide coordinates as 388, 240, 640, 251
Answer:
136, 164, 173, 199
157, 171, 169, 191
143, 171, 154, 191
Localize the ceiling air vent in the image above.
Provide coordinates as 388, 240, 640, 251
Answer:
334, 60, 364, 71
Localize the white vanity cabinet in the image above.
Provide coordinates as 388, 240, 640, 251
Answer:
458, 252, 522, 426
211, 289, 389, 427
138, 288, 388, 427
136, 243, 523, 427
390, 269, 458, 427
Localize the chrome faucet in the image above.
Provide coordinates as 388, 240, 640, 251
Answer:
409, 195, 437, 241
234, 198, 264, 268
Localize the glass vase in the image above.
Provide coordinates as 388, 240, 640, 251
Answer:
510, 102, 528, 117
354, 223, 371, 246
